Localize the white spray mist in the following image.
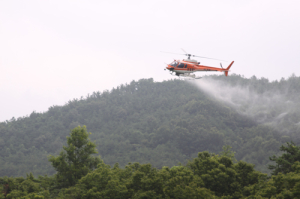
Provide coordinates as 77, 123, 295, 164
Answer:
189, 77, 300, 135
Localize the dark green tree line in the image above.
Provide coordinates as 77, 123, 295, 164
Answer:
2, 127, 300, 198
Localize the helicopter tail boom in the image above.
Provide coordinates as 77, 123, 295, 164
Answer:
224, 61, 234, 76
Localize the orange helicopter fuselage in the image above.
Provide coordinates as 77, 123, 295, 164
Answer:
166, 59, 234, 76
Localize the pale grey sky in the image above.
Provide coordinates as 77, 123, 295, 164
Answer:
1, 0, 300, 121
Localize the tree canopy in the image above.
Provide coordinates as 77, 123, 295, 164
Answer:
1, 75, 300, 176
48, 126, 101, 188
269, 141, 300, 175
2, 136, 300, 198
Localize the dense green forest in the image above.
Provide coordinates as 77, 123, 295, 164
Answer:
1, 75, 300, 177
1, 126, 300, 198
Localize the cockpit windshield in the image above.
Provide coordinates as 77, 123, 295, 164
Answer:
170, 61, 178, 67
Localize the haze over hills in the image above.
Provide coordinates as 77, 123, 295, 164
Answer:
1, 75, 300, 177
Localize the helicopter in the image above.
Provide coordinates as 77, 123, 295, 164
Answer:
163, 49, 234, 79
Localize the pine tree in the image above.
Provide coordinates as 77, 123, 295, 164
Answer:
269, 142, 300, 175
48, 126, 101, 188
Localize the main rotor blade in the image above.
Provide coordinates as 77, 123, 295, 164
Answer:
161, 51, 228, 62
160, 51, 186, 56
192, 55, 228, 62
181, 48, 188, 54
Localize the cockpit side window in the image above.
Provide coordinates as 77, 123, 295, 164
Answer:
178, 63, 185, 68
170, 61, 178, 67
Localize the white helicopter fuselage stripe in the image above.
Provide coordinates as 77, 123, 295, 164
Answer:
173, 70, 193, 73
174, 69, 221, 73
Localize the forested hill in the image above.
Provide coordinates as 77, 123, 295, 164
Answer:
1, 75, 300, 177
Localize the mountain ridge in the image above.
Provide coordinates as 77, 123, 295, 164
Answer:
1, 75, 300, 177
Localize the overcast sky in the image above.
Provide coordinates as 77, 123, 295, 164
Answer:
1, 0, 300, 121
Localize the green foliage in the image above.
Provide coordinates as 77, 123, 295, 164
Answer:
1, 75, 300, 176
246, 162, 300, 198
269, 141, 300, 175
187, 151, 266, 197
220, 145, 237, 162
2, 129, 300, 198
0, 174, 49, 199
160, 166, 213, 199
48, 126, 101, 188
59, 161, 214, 199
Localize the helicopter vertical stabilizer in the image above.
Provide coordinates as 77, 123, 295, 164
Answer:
224, 61, 234, 76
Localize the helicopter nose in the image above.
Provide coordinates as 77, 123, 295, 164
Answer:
166, 65, 174, 71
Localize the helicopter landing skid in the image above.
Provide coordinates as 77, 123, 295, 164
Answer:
178, 73, 201, 80
169, 71, 201, 80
